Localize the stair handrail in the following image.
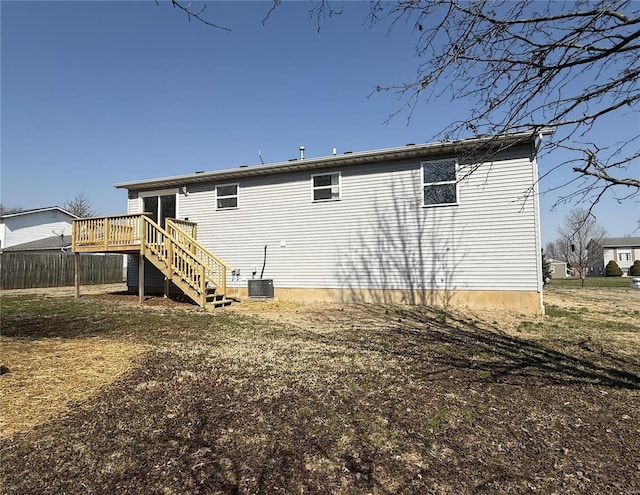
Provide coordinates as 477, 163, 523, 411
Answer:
166, 218, 231, 296
141, 216, 211, 306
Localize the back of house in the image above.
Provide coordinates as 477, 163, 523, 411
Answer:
116, 131, 545, 313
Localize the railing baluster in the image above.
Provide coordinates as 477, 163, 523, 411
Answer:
72, 214, 231, 307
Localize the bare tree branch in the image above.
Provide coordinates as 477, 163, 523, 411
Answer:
160, 1, 231, 30
170, 0, 639, 211
361, 0, 640, 209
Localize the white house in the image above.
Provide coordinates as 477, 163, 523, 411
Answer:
0, 207, 77, 252
589, 237, 640, 276
112, 131, 546, 313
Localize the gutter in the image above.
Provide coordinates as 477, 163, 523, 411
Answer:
115, 129, 552, 192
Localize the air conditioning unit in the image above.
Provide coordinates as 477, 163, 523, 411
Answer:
248, 279, 274, 298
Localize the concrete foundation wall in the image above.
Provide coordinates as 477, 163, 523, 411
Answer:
221, 286, 543, 314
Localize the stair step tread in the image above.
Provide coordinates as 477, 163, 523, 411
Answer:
143, 226, 230, 309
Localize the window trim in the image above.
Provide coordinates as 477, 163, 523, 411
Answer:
311, 172, 341, 202
421, 159, 459, 207
618, 248, 631, 262
215, 182, 239, 210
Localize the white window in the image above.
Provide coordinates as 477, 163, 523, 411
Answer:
312, 172, 341, 202
618, 249, 631, 262
421, 160, 458, 207
216, 183, 238, 210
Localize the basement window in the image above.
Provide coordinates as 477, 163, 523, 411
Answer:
312, 172, 341, 202
216, 183, 238, 209
421, 160, 458, 207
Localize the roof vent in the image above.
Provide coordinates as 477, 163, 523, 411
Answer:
195, 171, 204, 174
239, 165, 249, 168
344, 151, 352, 154
299, 146, 305, 160
406, 143, 416, 146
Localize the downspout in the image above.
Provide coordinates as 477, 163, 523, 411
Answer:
532, 131, 545, 314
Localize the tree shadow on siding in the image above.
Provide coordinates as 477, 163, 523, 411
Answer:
336, 180, 464, 306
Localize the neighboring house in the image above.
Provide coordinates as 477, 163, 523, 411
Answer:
548, 259, 568, 279
0, 207, 77, 251
589, 237, 640, 276
112, 130, 547, 313
1, 235, 71, 253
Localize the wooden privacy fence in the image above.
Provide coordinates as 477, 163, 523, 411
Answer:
0, 252, 124, 290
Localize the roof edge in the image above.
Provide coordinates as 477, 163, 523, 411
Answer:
0, 206, 79, 219
115, 129, 550, 192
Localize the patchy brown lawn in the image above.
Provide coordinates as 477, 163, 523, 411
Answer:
0, 285, 639, 494
0, 337, 145, 436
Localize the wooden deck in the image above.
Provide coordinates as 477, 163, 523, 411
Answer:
72, 213, 144, 254
72, 214, 232, 308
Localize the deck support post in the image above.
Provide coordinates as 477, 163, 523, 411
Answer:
138, 253, 145, 304
164, 277, 170, 299
74, 252, 80, 299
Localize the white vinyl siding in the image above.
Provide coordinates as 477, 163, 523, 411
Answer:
168, 145, 539, 293
1, 210, 75, 249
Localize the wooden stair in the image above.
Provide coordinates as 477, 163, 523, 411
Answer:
72, 214, 234, 309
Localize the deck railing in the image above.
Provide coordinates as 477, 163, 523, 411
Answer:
72, 214, 231, 307
167, 218, 197, 239
141, 216, 210, 306
72, 213, 144, 251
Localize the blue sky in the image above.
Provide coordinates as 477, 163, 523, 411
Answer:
1, 1, 637, 244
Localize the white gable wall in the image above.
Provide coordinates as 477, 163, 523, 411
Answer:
1, 210, 75, 249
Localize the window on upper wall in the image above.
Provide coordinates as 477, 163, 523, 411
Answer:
421, 159, 458, 207
618, 249, 631, 262
312, 172, 341, 202
216, 183, 238, 209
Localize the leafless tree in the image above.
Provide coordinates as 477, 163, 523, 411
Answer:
365, 1, 639, 208
166, 1, 639, 213
64, 193, 95, 218
544, 240, 569, 263
556, 208, 606, 279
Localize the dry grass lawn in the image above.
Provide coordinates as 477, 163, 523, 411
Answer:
0, 284, 639, 494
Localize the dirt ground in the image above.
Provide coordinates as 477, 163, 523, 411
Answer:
1, 284, 639, 494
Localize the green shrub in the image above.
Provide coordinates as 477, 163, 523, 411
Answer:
630, 260, 640, 276
605, 260, 623, 277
